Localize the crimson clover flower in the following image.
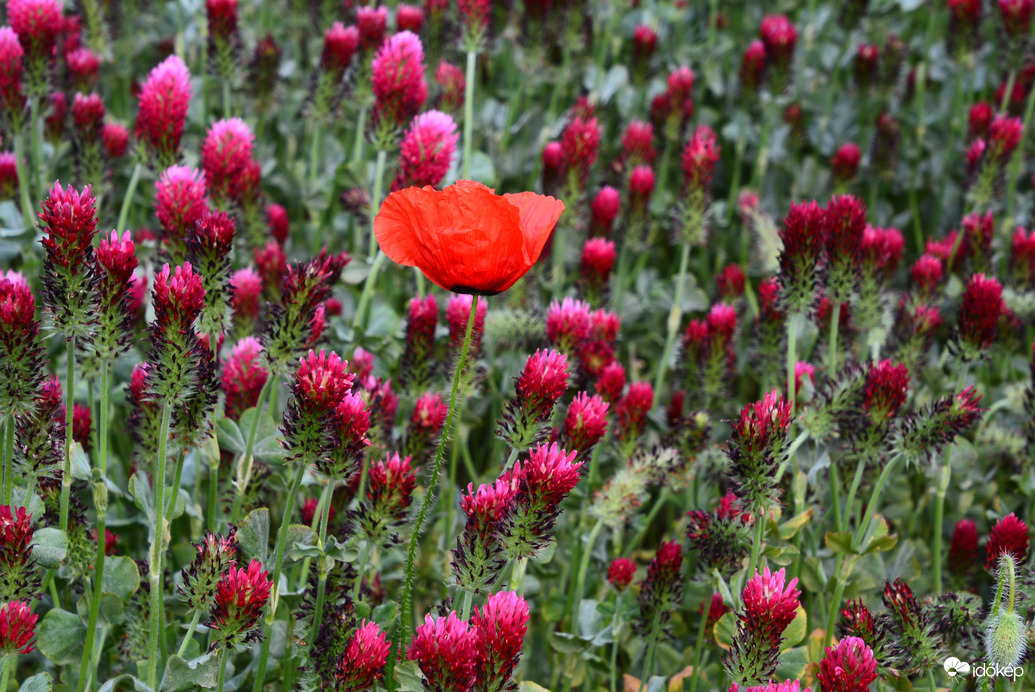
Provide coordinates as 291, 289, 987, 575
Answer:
392, 110, 458, 191
179, 529, 238, 612
497, 349, 570, 450
335, 619, 390, 691
0, 600, 37, 655
407, 611, 480, 692
358, 452, 416, 546
985, 512, 1030, 570
607, 557, 636, 592
471, 590, 530, 692
209, 559, 271, 648
135, 55, 192, 167
725, 568, 801, 686
221, 337, 268, 421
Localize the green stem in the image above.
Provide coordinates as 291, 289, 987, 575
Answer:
688, 596, 709, 692
852, 454, 902, 550
824, 555, 851, 649
216, 650, 229, 692
609, 592, 624, 692
12, 134, 35, 235
250, 460, 307, 692
459, 588, 473, 621
829, 460, 843, 534
653, 242, 691, 398
637, 610, 662, 692
147, 402, 173, 689
0, 655, 11, 692
308, 479, 338, 647
394, 295, 480, 666
59, 339, 76, 533
351, 107, 368, 165
308, 124, 322, 190
787, 315, 798, 410
77, 361, 109, 692
30, 97, 42, 199
932, 460, 951, 594
208, 443, 219, 534
366, 149, 387, 261
747, 509, 765, 578
230, 376, 275, 524
165, 451, 185, 521
353, 250, 388, 334
222, 79, 231, 118
117, 163, 143, 232
462, 50, 476, 180
564, 519, 603, 631
841, 457, 866, 533
2, 414, 12, 506
176, 609, 203, 657
827, 301, 841, 374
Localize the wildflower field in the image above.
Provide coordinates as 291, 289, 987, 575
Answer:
1, 0, 1035, 690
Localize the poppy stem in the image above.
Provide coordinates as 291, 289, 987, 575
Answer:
392, 293, 479, 683
462, 49, 476, 180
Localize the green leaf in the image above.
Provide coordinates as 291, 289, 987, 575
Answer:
76, 592, 125, 625
128, 473, 152, 523
779, 606, 808, 652
711, 568, 735, 608
102, 556, 141, 601
862, 516, 898, 554
161, 653, 220, 691
467, 151, 497, 187
18, 673, 53, 692
238, 508, 270, 565
30, 527, 67, 568
37, 608, 86, 665
548, 631, 590, 655
774, 646, 809, 680
285, 524, 317, 562
97, 674, 155, 692
214, 417, 245, 454
517, 683, 554, 692
577, 599, 603, 639
372, 602, 398, 631
763, 543, 800, 566
393, 660, 425, 692
824, 531, 856, 556
11, 487, 44, 518
779, 508, 813, 540
713, 611, 737, 649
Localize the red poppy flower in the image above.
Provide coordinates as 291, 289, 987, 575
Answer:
374, 180, 565, 295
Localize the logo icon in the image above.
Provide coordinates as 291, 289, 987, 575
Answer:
944, 657, 971, 678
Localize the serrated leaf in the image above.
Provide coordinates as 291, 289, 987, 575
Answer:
30, 527, 67, 568
37, 608, 86, 665
161, 653, 220, 691
238, 508, 270, 565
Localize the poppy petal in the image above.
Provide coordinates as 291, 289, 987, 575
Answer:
503, 191, 566, 263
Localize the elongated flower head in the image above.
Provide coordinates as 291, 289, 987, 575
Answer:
371, 30, 427, 132
201, 117, 255, 204
985, 513, 1030, 570
179, 529, 238, 611
824, 194, 867, 303
7, 0, 61, 69
472, 591, 529, 692
817, 636, 878, 692
778, 200, 827, 313
622, 120, 656, 166
545, 297, 591, 354
407, 612, 480, 692
831, 143, 861, 182
71, 90, 104, 137
206, 0, 238, 42
39, 181, 97, 270
445, 293, 487, 348
957, 273, 1004, 357
0, 275, 44, 418
294, 349, 354, 413
101, 121, 129, 158
590, 186, 620, 237
321, 21, 359, 77
561, 113, 601, 190
948, 518, 979, 577
637, 541, 684, 632
741, 40, 767, 90
435, 59, 464, 112
209, 559, 271, 647
863, 359, 909, 422
152, 262, 205, 331
580, 237, 616, 297
222, 337, 268, 420
682, 125, 720, 191
1000, 0, 1035, 36
743, 567, 800, 636
608, 557, 636, 591
0, 505, 37, 601
136, 55, 192, 166
0, 600, 37, 655
759, 15, 796, 65
632, 24, 658, 66
155, 166, 209, 262
521, 442, 582, 507
376, 180, 563, 295
356, 6, 387, 50
515, 349, 569, 420
561, 392, 609, 453
732, 391, 792, 461
367, 452, 416, 516
393, 110, 458, 190
337, 620, 390, 690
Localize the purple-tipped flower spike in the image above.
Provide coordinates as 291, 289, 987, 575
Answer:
496, 349, 570, 450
